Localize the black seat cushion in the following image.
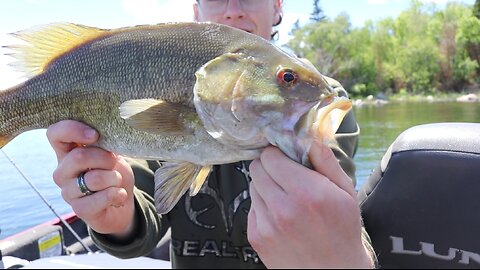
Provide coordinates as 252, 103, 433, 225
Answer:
358, 123, 480, 269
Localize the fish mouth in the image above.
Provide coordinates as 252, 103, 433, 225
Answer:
266, 93, 350, 165
290, 95, 352, 165
310, 96, 352, 141
293, 93, 337, 134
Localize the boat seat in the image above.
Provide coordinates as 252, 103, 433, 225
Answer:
358, 122, 480, 269
0, 225, 64, 262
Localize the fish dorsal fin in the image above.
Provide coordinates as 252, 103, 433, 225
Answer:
120, 99, 196, 135
154, 162, 212, 214
6, 22, 108, 77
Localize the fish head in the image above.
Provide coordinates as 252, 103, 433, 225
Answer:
253, 54, 353, 166
194, 47, 352, 165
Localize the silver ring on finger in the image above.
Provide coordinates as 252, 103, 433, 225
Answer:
77, 171, 94, 196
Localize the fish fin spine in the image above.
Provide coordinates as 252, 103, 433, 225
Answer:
154, 162, 212, 214
119, 99, 197, 135
5, 22, 109, 76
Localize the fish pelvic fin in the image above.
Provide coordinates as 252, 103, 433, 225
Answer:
188, 165, 212, 196
120, 99, 198, 135
4, 22, 108, 77
154, 162, 212, 214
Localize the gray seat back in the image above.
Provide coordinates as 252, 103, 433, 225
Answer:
358, 122, 480, 268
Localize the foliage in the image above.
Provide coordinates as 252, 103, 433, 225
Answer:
286, 0, 480, 97
474, 0, 480, 19
310, 0, 326, 22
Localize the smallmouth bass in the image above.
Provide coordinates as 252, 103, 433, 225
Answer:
0, 22, 352, 213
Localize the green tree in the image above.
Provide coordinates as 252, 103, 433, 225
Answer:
474, 0, 480, 19
289, 19, 301, 36
310, 0, 326, 22
456, 14, 480, 85
286, 0, 479, 96
366, 18, 396, 94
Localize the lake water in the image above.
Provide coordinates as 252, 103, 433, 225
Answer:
0, 101, 479, 239
353, 101, 480, 182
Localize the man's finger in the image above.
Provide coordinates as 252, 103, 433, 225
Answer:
258, 146, 318, 193
70, 187, 128, 219
249, 158, 286, 208
63, 169, 122, 200
46, 120, 98, 161
249, 180, 278, 244
309, 141, 356, 198
53, 146, 118, 182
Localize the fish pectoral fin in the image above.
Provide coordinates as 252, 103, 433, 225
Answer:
154, 162, 212, 214
6, 22, 108, 77
119, 99, 196, 135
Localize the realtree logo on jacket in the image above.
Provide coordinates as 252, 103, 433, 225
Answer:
185, 161, 252, 235
170, 161, 261, 263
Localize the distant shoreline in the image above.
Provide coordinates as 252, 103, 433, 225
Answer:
352, 91, 480, 107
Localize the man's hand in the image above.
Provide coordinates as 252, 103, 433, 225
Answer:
247, 141, 374, 268
47, 120, 136, 236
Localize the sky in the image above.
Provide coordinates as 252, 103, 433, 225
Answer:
0, 0, 475, 89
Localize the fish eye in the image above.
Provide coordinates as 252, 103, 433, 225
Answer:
277, 69, 297, 86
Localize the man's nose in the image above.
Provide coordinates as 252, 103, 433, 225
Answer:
223, 0, 246, 19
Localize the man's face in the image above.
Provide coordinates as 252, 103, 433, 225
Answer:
194, 0, 281, 40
